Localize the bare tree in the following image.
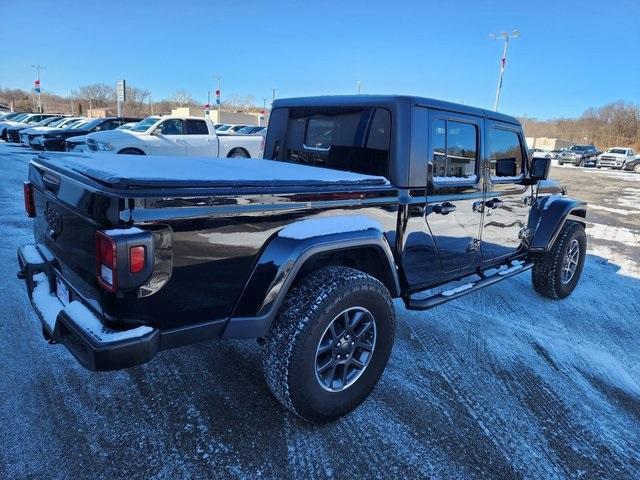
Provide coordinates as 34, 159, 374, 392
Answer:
169, 89, 195, 108
77, 83, 115, 108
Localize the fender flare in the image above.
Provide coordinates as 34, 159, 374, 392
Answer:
222, 228, 400, 339
528, 195, 587, 253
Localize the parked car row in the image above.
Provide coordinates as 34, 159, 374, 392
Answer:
532, 143, 640, 173
215, 123, 267, 136
0, 112, 63, 141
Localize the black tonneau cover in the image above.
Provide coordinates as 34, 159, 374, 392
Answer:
35, 153, 389, 189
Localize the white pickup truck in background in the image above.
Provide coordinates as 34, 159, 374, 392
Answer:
85, 115, 263, 158
596, 147, 636, 169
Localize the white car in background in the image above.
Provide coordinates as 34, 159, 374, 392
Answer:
86, 115, 263, 158
20, 117, 83, 146
27, 117, 87, 148
596, 147, 636, 169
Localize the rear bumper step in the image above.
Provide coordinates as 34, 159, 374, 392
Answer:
406, 260, 534, 310
17, 243, 159, 371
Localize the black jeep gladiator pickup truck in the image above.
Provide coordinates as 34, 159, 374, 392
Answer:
17, 95, 588, 423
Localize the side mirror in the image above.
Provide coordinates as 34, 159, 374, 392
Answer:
151, 128, 161, 136
528, 156, 551, 182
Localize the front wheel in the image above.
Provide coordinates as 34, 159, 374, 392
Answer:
118, 148, 145, 155
262, 266, 395, 423
532, 221, 586, 299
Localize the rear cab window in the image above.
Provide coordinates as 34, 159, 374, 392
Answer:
269, 107, 391, 177
186, 119, 209, 135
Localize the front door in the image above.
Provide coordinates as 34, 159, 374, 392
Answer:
147, 119, 188, 156
425, 111, 484, 274
480, 121, 532, 263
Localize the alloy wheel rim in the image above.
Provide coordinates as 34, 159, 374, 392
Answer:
561, 239, 580, 284
315, 307, 376, 392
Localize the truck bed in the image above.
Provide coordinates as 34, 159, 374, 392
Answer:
36, 153, 389, 189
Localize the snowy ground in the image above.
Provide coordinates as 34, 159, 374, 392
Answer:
0, 144, 639, 479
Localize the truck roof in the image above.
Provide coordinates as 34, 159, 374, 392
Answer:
272, 94, 520, 125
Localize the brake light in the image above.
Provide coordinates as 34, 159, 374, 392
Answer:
23, 181, 35, 217
96, 232, 117, 291
129, 246, 146, 273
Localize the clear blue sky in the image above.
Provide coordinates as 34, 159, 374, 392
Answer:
1, 0, 638, 119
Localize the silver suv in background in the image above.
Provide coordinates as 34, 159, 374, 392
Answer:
557, 144, 599, 167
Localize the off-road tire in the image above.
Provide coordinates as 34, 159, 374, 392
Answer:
532, 220, 586, 299
262, 266, 395, 423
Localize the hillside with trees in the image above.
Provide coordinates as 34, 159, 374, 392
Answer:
519, 101, 640, 151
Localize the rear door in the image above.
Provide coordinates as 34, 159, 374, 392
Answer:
146, 119, 188, 155
184, 119, 217, 156
425, 110, 484, 273
480, 121, 531, 263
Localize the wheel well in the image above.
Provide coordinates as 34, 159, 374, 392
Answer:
117, 147, 145, 155
292, 246, 399, 297
227, 147, 250, 158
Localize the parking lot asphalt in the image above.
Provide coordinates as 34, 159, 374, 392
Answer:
0, 145, 639, 480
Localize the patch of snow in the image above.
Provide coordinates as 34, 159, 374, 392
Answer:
278, 215, 382, 240
64, 301, 153, 344
31, 273, 63, 332
21, 244, 44, 265
588, 205, 640, 216
441, 283, 474, 297
103, 226, 144, 236
586, 223, 640, 248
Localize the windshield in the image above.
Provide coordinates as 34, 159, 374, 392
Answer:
10, 114, 29, 122
129, 116, 160, 132
607, 148, 627, 154
236, 126, 254, 134
216, 125, 232, 131
73, 118, 104, 130
65, 119, 88, 129
36, 117, 61, 126
568, 145, 588, 151
47, 117, 68, 127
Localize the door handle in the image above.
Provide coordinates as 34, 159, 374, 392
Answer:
432, 202, 456, 215
485, 198, 504, 209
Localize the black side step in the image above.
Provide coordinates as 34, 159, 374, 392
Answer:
405, 261, 534, 311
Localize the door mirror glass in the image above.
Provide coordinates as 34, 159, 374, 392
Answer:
529, 156, 551, 181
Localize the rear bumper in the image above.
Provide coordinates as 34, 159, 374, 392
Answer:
17, 243, 160, 371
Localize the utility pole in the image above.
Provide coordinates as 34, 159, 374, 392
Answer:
489, 30, 519, 111
357, 81, 362, 94
31, 64, 46, 113
271, 88, 276, 106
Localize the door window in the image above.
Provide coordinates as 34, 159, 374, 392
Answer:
432, 119, 478, 182
185, 119, 209, 135
159, 119, 184, 135
488, 128, 524, 180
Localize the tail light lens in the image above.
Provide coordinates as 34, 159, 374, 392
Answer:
129, 246, 146, 273
96, 232, 117, 291
23, 181, 35, 217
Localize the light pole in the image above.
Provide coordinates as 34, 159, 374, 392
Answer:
31, 64, 46, 113
490, 30, 519, 111
271, 88, 276, 106
357, 81, 362, 94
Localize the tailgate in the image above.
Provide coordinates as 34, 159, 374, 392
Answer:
28, 160, 121, 300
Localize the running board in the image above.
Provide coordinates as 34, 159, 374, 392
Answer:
405, 261, 534, 311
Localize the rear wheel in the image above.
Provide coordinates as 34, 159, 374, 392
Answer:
532, 221, 586, 299
262, 266, 395, 423
634, 163, 640, 174
228, 148, 249, 158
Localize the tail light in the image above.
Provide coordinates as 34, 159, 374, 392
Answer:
96, 231, 117, 291
95, 230, 154, 292
129, 246, 146, 273
23, 181, 35, 217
